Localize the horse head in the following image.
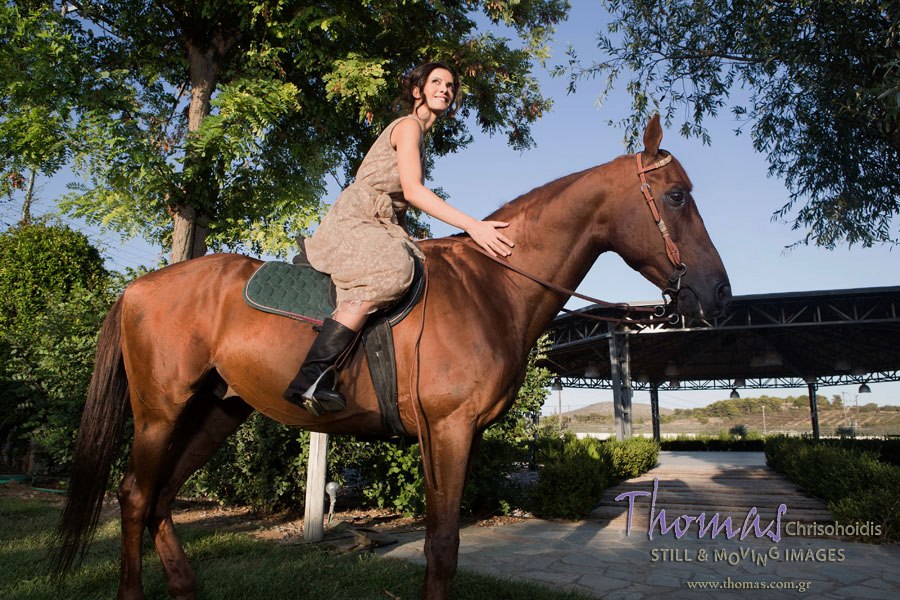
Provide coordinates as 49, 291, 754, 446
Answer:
605, 114, 732, 319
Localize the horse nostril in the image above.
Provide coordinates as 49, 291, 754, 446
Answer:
716, 282, 732, 308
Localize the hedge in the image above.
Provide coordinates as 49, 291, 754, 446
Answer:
765, 436, 899, 542
660, 438, 765, 452
532, 435, 659, 519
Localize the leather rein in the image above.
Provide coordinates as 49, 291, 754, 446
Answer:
466, 151, 686, 325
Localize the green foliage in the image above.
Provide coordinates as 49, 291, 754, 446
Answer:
534, 434, 610, 519
835, 425, 857, 439
485, 335, 552, 446
659, 437, 765, 452
0, 222, 115, 471
603, 437, 659, 479
0, 3, 85, 194
728, 424, 748, 439
183, 413, 320, 514
669, 395, 816, 421
765, 436, 900, 542
561, 0, 900, 248
464, 436, 530, 516
533, 435, 659, 519
0, 222, 108, 333
361, 442, 426, 516
2, 1, 569, 258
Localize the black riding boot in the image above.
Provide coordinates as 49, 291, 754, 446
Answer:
283, 318, 357, 415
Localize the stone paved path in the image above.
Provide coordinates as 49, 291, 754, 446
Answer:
376, 452, 900, 599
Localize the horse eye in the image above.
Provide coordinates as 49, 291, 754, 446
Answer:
666, 189, 687, 207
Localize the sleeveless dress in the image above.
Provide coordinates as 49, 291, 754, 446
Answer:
304, 116, 427, 308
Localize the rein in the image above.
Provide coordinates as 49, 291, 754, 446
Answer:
461, 151, 688, 325
465, 243, 668, 324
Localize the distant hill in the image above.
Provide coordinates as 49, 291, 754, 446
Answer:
563, 402, 673, 419
557, 400, 900, 437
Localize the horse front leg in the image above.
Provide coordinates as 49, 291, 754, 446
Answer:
420, 424, 480, 600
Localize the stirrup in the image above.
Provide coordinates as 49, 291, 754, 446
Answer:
299, 366, 345, 416
302, 397, 327, 417
301, 393, 346, 416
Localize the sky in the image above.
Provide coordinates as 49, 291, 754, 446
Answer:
432, 3, 900, 413
5, 2, 897, 413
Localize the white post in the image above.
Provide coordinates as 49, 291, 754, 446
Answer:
303, 432, 329, 542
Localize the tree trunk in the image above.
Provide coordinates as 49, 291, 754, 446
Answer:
170, 36, 226, 263
20, 170, 35, 226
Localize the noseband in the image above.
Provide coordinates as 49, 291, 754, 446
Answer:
636, 151, 687, 306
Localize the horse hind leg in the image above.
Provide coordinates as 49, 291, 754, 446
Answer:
117, 415, 179, 600
117, 380, 251, 600
147, 391, 253, 599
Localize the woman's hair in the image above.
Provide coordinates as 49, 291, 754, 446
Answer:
401, 61, 460, 116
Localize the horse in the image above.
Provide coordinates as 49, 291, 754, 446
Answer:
53, 115, 731, 599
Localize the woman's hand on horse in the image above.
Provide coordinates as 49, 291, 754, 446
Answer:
466, 220, 514, 258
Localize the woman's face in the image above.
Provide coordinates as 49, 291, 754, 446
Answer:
414, 68, 456, 115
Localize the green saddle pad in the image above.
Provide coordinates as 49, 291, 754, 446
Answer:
243, 262, 335, 324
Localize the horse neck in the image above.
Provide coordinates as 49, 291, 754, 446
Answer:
482, 164, 618, 348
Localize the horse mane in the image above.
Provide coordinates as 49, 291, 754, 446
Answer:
482, 167, 595, 223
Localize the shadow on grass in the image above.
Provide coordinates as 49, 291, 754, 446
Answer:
0, 491, 592, 600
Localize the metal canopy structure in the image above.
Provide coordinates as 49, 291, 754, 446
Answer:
543, 286, 900, 440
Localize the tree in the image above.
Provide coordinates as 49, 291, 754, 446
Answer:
560, 0, 900, 248
0, 3, 88, 221
0, 222, 115, 470
1, 0, 569, 262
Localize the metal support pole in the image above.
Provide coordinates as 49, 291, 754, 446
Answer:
806, 380, 820, 440
650, 385, 661, 442
608, 326, 632, 440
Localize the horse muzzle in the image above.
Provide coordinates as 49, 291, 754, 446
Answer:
674, 279, 732, 320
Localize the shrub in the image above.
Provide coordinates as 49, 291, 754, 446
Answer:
533, 435, 609, 519
532, 435, 659, 519
361, 442, 425, 516
463, 436, 529, 516
0, 222, 116, 473
765, 436, 900, 542
728, 424, 748, 439
831, 486, 900, 542
604, 437, 659, 479
184, 414, 312, 513
660, 437, 765, 452
827, 438, 900, 467
835, 425, 856, 439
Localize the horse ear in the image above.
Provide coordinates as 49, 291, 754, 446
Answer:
642, 114, 663, 157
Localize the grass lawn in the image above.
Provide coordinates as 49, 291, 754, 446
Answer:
0, 488, 593, 600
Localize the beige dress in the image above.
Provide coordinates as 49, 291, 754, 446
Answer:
305, 116, 427, 308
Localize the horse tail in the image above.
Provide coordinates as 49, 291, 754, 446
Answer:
52, 296, 129, 577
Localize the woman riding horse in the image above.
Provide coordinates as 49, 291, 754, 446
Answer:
285, 62, 514, 415
53, 111, 731, 600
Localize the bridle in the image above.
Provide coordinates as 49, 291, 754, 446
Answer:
636, 150, 687, 305
463, 150, 687, 325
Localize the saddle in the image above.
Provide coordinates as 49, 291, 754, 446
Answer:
243, 241, 424, 438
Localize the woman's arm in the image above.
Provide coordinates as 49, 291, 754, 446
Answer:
391, 118, 514, 257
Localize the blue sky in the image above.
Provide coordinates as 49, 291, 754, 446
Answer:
5, 2, 896, 412
433, 3, 899, 412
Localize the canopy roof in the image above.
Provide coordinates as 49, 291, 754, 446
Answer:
543, 286, 900, 391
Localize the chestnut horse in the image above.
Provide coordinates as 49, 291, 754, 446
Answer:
53, 116, 730, 599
